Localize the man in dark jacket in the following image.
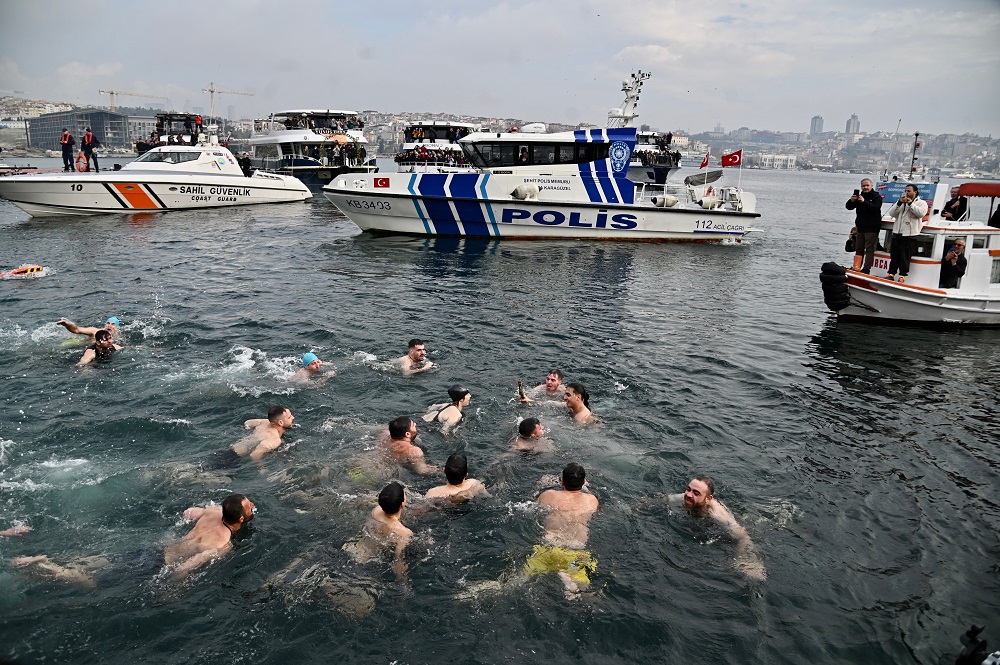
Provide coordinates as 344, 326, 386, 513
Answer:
81, 128, 101, 172
939, 239, 967, 288
60, 128, 75, 172
845, 178, 883, 273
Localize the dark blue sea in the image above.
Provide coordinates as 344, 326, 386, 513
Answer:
1, 160, 998, 665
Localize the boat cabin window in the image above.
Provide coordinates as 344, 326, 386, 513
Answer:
991, 260, 1000, 284
971, 235, 988, 249
134, 151, 202, 164
911, 234, 933, 259
464, 142, 611, 168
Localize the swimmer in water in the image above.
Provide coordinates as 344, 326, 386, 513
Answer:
232, 406, 295, 461
77, 329, 123, 365
12, 494, 255, 585
291, 352, 335, 382
57, 316, 121, 342
425, 454, 489, 502
422, 385, 471, 435
512, 417, 553, 453
668, 476, 766, 581
520, 369, 566, 403
342, 482, 413, 582
564, 383, 594, 423
379, 417, 436, 475
0, 524, 31, 536
398, 338, 435, 375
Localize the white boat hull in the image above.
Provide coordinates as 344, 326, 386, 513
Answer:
0, 170, 311, 217
841, 273, 1000, 326
323, 173, 759, 242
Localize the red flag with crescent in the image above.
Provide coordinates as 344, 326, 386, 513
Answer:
721, 149, 743, 167
700, 153, 709, 169
374, 177, 390, 188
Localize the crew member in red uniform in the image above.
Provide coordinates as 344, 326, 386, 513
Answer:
81, 128, 101, 173
60, 128, 75, 172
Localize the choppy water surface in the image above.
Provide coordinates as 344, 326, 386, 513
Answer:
1, 168, 998, 665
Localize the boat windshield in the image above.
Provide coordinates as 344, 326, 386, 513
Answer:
462, 141, 610, 169
133, 151, 202, 164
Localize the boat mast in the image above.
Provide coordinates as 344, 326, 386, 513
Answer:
607, 71, 649, 129
881, 118, 901, 182
907, 132, 921, 181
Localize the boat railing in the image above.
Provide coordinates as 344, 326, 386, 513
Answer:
396, 160, 474, 173
256, 154, 370, 170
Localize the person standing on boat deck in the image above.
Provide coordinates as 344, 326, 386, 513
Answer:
81, 128, 100, 173
939, 239, 967, 289
668, 476, 766, 581
886, 184, 928, 283
941, 186, 968, 222
846, 178, 883, 273
59, 128, 75, 172
398, 338, 435, 375
564, 383, 594, 423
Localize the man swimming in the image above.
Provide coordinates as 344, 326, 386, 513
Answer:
519, 369, 565, 403
524, 462, 599, 599
512, 417, 553, 452
342, 481, 413, 582
77, 329, 123, 365
422, 385, 471, 435
57, 316, 121, 341
398, 338, 434, 375
12, 493, 255, 585
564, 383, 594, 423
425, 454, 489, 502
291, 352, 334, 382
379, 416, 436, 475
231, 406, 295, 461
668, 476, 766, 581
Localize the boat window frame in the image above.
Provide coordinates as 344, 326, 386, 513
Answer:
463, 141, 612, 168
133, 150, 202, 164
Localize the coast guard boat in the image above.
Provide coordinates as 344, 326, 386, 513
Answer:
246, 110, 376, 190
0, 131, 311, 217
323, 126, 759, 241
820, 181, 1000, 325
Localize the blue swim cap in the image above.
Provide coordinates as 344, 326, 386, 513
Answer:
106, 317, 121, 325
302, 352, 319, 367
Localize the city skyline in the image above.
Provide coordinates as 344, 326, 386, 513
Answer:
2, 0, 998, 137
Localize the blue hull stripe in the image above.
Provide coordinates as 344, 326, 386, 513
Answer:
408, 174, 432, 234
578, 163, 603, 203
424, 199, 460, 235
448, 173, 480, 200
416, 174, 448, 198
478, 174, 499, 235
453, 200, 490, 236
598, 176, 620, 204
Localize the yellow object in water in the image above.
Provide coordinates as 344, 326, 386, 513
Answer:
522, 544, 597, 585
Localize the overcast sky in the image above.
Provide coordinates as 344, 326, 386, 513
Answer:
2, 0, 998, 136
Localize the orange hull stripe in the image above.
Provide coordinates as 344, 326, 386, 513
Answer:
111, 183, 159, 209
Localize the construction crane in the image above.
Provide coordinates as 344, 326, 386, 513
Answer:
202, 82, 253, 121
99, 89, 169, 112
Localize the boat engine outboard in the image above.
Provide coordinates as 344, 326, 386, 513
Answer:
820, 262, 850, 312
955, 625, 1000, 665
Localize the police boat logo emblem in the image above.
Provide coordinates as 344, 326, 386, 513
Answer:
609, 141, 631, 174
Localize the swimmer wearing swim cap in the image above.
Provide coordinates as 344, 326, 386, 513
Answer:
291, 352, 334, 383
56, 316, 122, 341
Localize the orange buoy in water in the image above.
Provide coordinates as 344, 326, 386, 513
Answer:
0, 264, 47, 279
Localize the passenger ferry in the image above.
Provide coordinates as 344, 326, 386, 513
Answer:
246, 110, 377, 190
323, 127, 759, 242
821, 181, 1000, 325
394, 120, 480, 173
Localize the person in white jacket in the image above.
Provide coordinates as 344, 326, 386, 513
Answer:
886, 184, 928, 282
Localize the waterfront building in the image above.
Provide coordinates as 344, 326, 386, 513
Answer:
26, 108, 151, 149
845, 114, 860, 134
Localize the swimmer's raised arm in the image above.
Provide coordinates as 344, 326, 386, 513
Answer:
244, 418, 268, 429
57, 319, 100, 336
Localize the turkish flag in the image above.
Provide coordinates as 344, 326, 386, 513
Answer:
374, 177, 390, 188
721, 149, 742, 167
700, 153, 709, 169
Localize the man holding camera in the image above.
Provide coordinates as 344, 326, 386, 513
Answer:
939, 239, 967, 289
846, 178, 883, 273
886, 184, 928, 283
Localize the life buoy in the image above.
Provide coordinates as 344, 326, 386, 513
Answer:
706, 186, 717, 197
75, 152, 88, 171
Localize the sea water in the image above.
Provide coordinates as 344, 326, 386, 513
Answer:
0, 167, 998, 664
